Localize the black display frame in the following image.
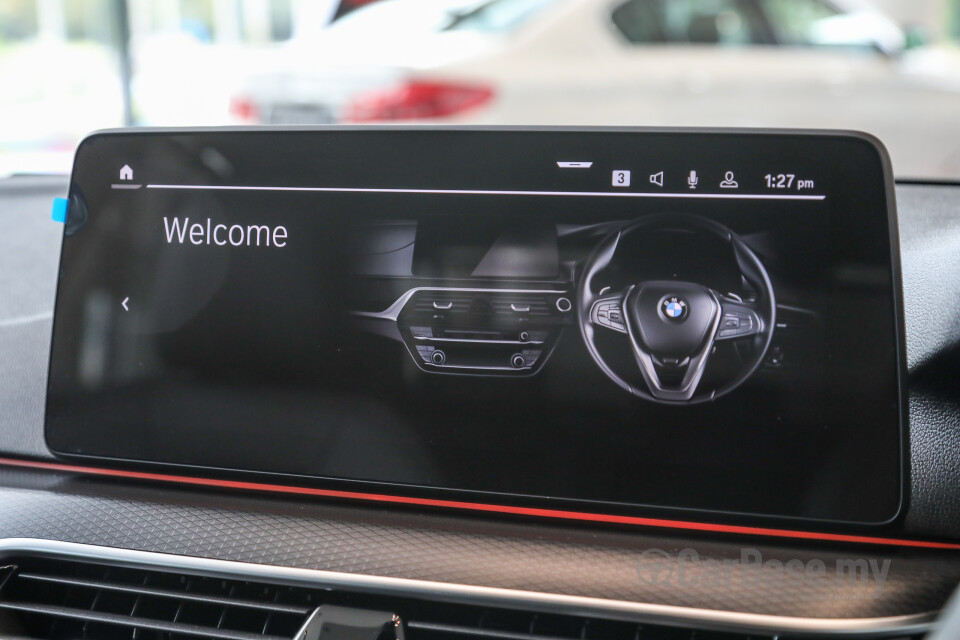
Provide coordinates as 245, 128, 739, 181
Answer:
44, 126, 909, 531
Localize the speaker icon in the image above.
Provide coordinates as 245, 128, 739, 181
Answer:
649, 171, 664, 187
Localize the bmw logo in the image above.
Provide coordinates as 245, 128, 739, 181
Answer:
660, 296, 688, 322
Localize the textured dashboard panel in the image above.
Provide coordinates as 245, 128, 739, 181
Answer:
906, 372, 960, 536
0, 177, 63, 460
896, 184, 960, 371
0, 466, 957, 621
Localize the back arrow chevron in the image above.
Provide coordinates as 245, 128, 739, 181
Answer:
121, 297, 129, 311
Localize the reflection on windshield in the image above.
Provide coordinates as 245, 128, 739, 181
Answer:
326, 0, 470, 38
1, 0, 959, 179
445, 0, 558, 32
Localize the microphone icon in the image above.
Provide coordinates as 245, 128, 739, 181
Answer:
687, 170, 699, 189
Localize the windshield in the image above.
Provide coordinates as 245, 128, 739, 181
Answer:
1, 0, 959, 179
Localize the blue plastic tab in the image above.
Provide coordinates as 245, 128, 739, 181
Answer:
51, 197, 68, 224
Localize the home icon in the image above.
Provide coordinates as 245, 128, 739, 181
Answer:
119, 165, 133, 181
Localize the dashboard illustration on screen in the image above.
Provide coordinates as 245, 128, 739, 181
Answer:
45, 128, 905, 527
349, 212, 777, 405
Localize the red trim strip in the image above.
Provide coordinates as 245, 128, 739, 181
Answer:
2, 456, 958, 550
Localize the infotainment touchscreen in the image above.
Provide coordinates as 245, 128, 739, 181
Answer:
45, 128, 905, 526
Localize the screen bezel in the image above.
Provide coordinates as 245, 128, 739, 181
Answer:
44, 126, 909, 531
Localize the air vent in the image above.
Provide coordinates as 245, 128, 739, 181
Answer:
0, 556, 923, 640
408, 292, 557, 318
412, 292, 476, 314
0, 559, 314, 639
490, 295, 552, 318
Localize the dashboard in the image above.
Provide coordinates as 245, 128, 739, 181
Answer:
0, 128, 959, 639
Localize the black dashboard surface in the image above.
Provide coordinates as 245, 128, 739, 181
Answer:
0, 464, 958, 622
0, 175, 959, 628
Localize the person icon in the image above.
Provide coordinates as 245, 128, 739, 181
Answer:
720, 171, 738, 189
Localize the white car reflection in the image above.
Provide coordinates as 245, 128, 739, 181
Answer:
232, 0, 960, 179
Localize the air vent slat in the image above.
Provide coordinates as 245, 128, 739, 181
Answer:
16, 572, 312, 615
0, 601, 287, 640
